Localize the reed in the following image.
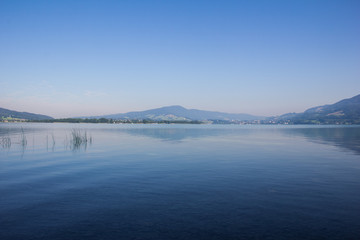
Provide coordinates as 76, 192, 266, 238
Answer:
1, 136, 11, 148
20, 128, 27, 147
51, 133, 56, 146
70, 129, 91, 149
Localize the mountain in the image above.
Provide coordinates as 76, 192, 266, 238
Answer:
90, 105, 263, 121
277, 94, 360, 124
0, 107, 53, 120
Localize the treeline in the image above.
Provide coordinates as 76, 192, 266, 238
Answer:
283, 119, 360, 125
260, 118, 360, 125
28, 118, 204, 124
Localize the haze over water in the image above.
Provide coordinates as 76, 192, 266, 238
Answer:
1, 123, 360, 240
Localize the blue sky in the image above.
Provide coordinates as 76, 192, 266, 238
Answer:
1, 0, 359, 118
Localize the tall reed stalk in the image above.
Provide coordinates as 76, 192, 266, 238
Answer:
70, 129, 91, 150
20, 128, 27, 147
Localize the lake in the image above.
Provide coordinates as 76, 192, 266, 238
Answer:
1, 123, 360, 240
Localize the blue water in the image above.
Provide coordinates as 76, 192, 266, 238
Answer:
1, 123, 360, 240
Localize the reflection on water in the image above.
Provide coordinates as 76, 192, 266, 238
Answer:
1, 123, 360, 240
121, 125, 360, 155
1, 124, 360, 155
281, 126, 360, 155
110, 125, 360, 155
0, 125, 92, 153
1, 135, 11, 149
106, 127, 243, 142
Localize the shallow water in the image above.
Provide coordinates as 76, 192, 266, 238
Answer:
1, 123, 360, 239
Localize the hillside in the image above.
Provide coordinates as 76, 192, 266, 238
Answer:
277, 94, 360, 124
90, 105, 263, 121
0, 107, 53, 121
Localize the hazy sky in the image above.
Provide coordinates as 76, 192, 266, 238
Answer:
1, 0, 359, 118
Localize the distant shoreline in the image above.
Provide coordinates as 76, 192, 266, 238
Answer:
1, 118, 359, 125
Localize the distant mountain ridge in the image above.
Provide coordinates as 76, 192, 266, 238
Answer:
276, 94, 360, 124
0, 107, 53, 120
2, 94, 359, 124
89, 105, 263, 121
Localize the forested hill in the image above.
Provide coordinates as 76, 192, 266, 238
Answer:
276, 94, 360, 124
0, 107, 53, 120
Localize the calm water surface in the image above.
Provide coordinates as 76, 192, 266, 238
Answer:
1, 123, 360, 240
